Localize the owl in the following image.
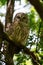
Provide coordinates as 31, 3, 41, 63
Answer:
6, 13, 29, 45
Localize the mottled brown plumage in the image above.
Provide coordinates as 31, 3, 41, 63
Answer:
6, 13, 29, 45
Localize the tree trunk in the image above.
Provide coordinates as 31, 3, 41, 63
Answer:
5, 56, 14, 65
5, 0, 14, 30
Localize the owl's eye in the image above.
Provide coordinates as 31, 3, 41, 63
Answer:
17, 16, 20, 19
23, 17, 26, 19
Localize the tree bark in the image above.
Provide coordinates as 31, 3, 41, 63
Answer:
5, 52, 14, 65
5, 0, 14, 30
5, 0, 15, 65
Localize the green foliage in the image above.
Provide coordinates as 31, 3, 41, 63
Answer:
0, 0, 6, 6
13, 52, 31, 65
28, 10, 37, 31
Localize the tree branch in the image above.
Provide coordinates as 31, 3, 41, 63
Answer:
5, 0, 15, 30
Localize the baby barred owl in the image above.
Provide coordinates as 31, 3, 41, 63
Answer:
6, 13, 29, 45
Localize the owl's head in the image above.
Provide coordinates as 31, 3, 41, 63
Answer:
14, 13, 29, 23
